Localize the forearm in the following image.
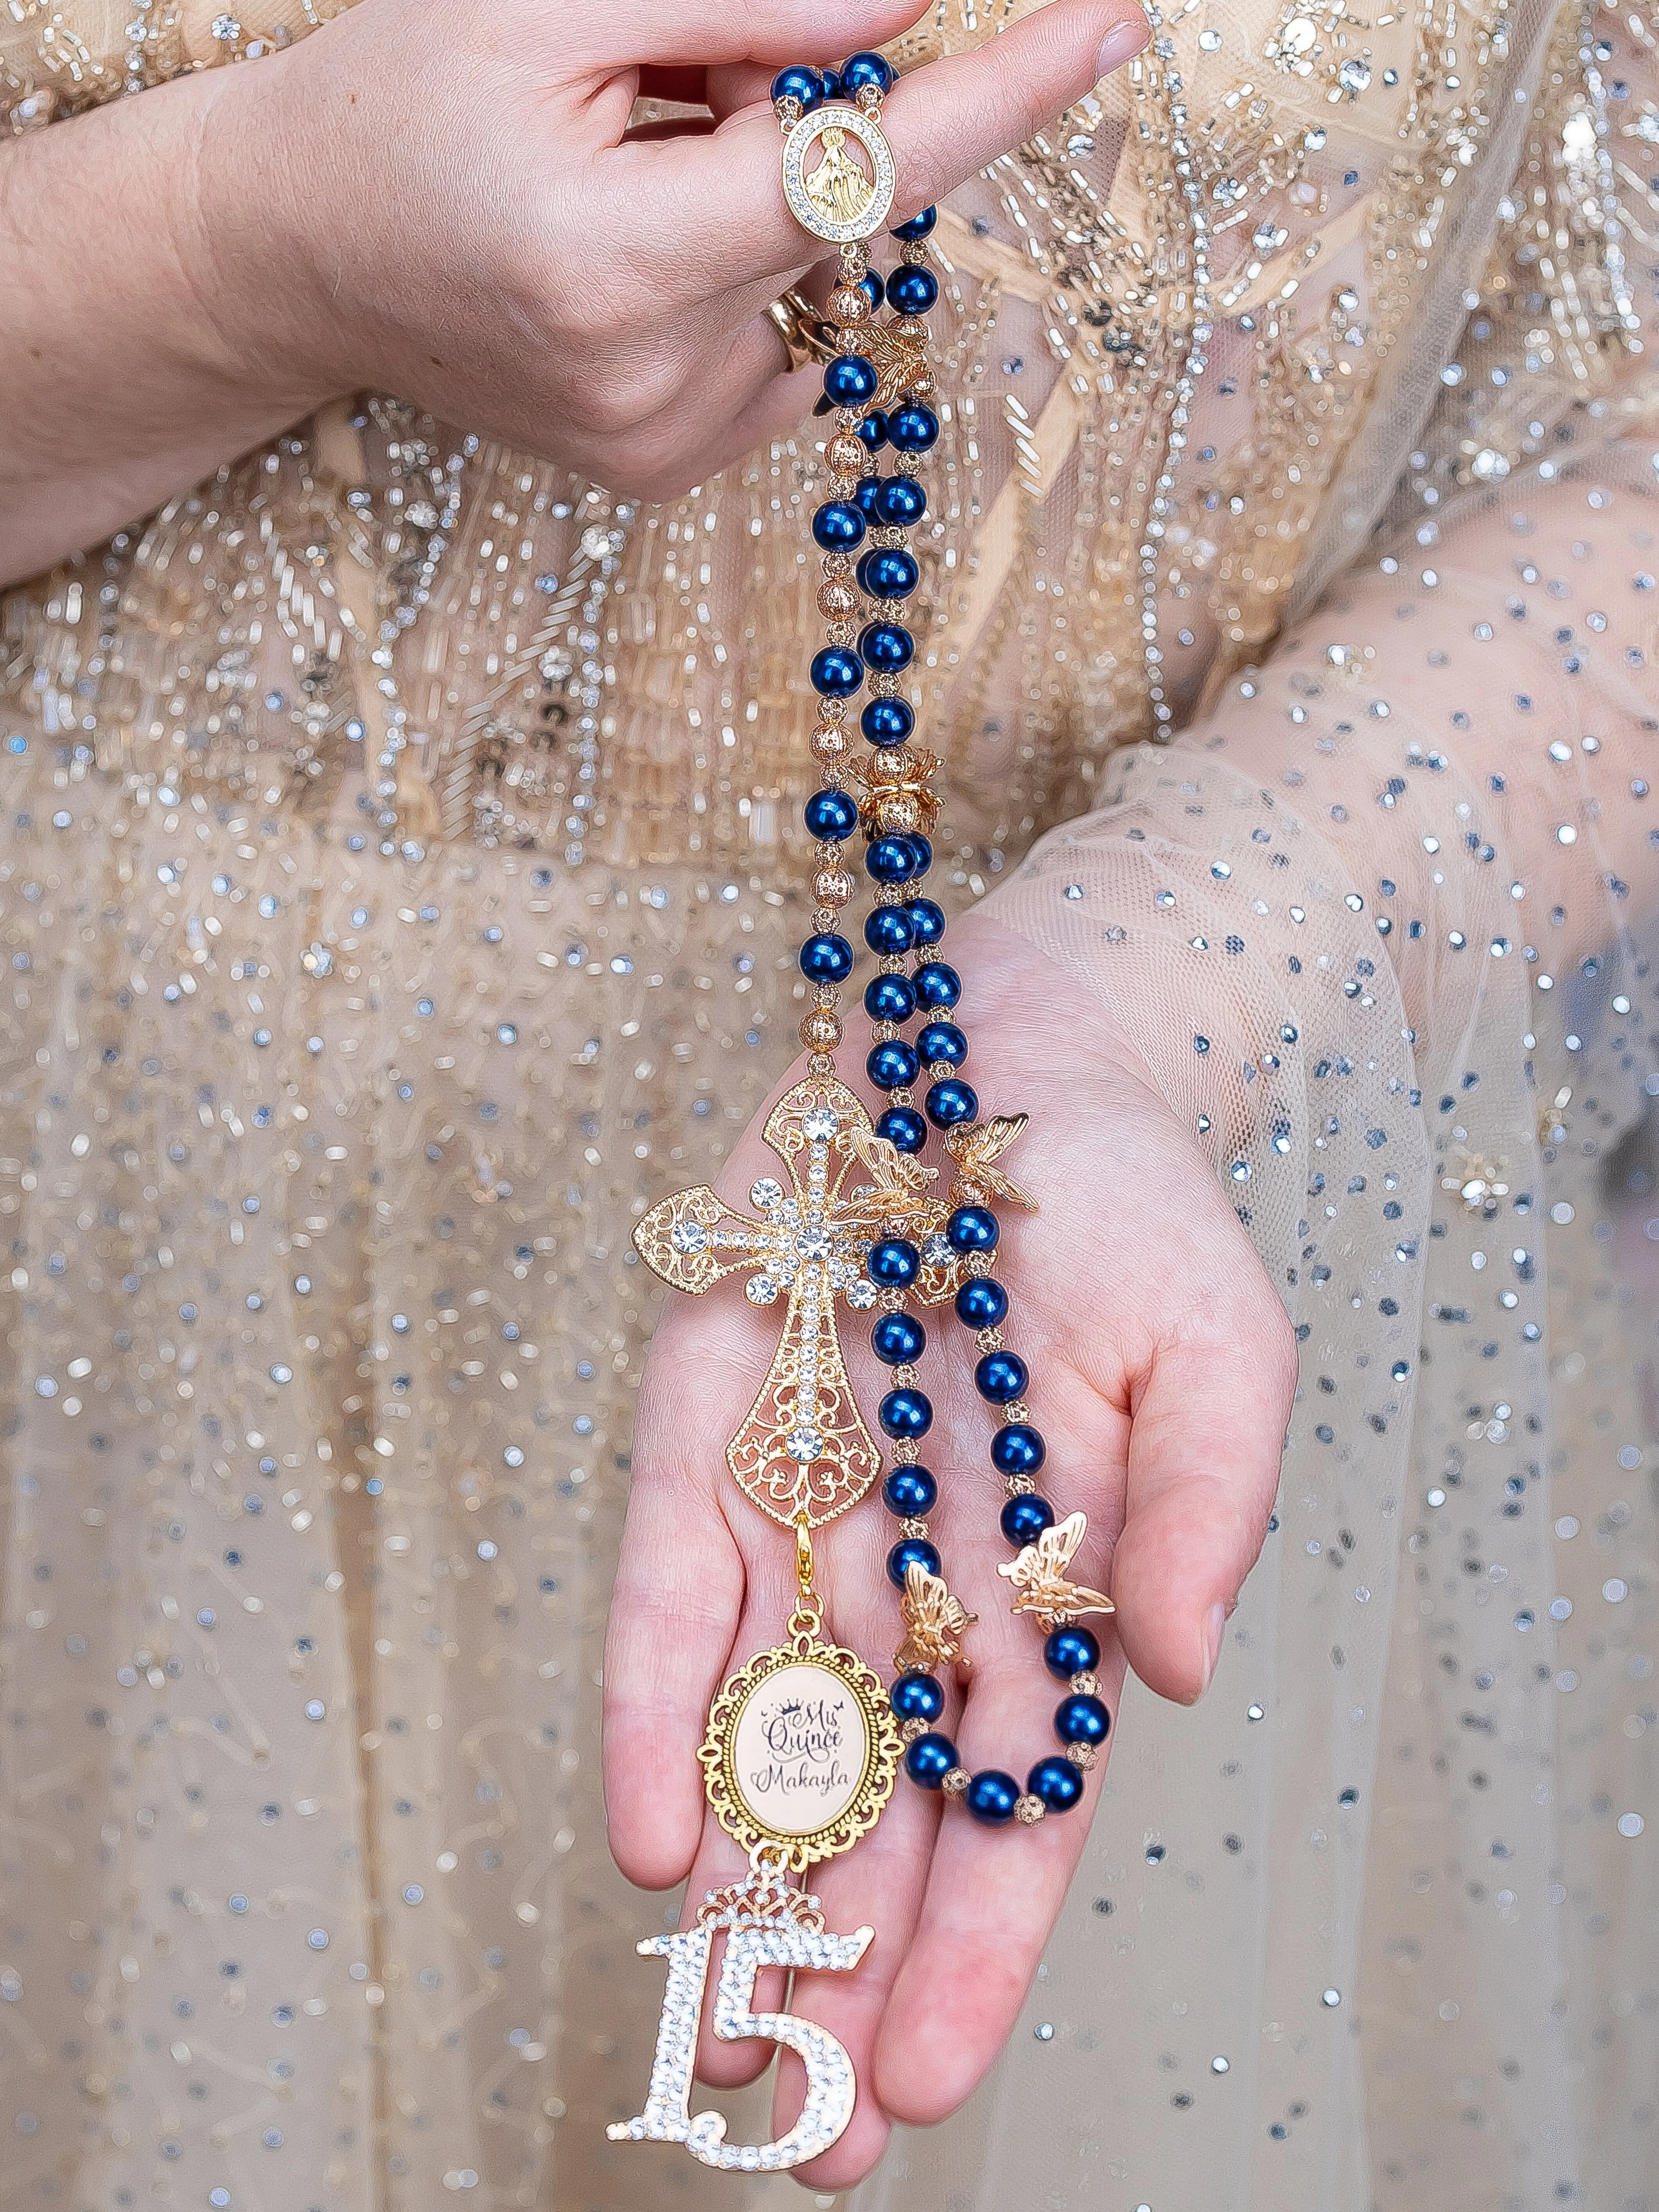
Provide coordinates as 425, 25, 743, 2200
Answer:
990, 449, 1656, 1096
0, 63, 333, 587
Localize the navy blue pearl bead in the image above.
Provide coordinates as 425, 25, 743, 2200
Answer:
1043, 1624, 1100, 1679
880, 1385, 932, 1439
854, 474, 884, 520
888, 265, 940, 317
886, 1534, 940, 1586
866, 836, 918, 884
862, 696, 914, 746
873, 474, 927, 528
868, 1040, 920, 1091
811, 645, 863, 698
890, 1669, 944, 1723
804, 787, 858, 841
824, 354, 879, 409
1028, 1755, 1084, 1812
991, 1421, 1045, 1478
867, 1238, 921, 1288
965, 1769, 1020, 1825
857, 266, 884, 310
771, 64, 823, 108
905, 896, 946, 947
905, 1732, 957, 1788
842, 49, 896, 95
812, 500, 865, 550
1000, 1491, 1055, 1546
872, 1310, 926, 1365
856, 408, 888, 452
857, 547, 919, 601
954, 1276, 1008, 1329
946, 1205, 996, 1254
882, 1463, 938, 1516
889, 405, 940, 452
864, 906, 914, 955
864, 973, 915, 1023
859, 621, 914, 672
918, 1020, 967, 1069
876, 1105, 927, 1154
914, 961, 961, 1010
1055, 1693, 1111, 1748
903, 832, 933, 876
799, 932, 854, 984
926, 1078, 977, 1128
977, 1351, 1028, 1405
891, 206, 938, 240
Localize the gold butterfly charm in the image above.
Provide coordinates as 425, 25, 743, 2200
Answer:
945, 1115, 1039, 1213
997, 1511, 1114, 1633
895, 1561, 977, 1675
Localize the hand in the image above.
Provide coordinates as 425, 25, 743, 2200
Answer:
206, 0, 1148, 502
604, 913, 1296, 2185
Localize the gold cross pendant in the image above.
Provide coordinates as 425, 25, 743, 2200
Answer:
633, 1075, 967, 1529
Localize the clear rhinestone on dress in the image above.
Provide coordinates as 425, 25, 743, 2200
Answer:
786, 1426, 823, 1462
845, 1279, 878, 1310
802, 1107, 840, 1141
670, 1221, 708, 1254
746, 1276, 780, 1305
750, 1177, 785, 1210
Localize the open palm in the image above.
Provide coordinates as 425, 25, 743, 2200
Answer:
603, 913, 1295, 2186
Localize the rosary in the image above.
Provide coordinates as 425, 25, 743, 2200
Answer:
610, 55, 1114, 2174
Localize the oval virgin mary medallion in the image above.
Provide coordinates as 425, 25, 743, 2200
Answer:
780, 104, 897, 243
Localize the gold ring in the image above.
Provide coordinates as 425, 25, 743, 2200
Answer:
765, 289, 840, 375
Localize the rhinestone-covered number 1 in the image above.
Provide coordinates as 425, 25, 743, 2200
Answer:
609, 1918, 873, 2171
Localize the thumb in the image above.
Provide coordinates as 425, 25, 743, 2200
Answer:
1110, 1286, 1295, 1703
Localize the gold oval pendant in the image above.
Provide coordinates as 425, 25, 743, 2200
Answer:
781, 105, 897, 243
699, 1607, 899, 1865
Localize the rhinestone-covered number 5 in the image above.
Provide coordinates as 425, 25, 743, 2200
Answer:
608, 1918, 873, 2171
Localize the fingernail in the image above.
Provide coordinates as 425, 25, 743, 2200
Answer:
1200, 1602, 1227, 1694
1097, 14, 1150, 75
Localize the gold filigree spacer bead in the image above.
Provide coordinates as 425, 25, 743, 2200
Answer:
800, 1008, 843, 1052
900, 1716, 929, 1746
826, 431, 867, 475
942, 1767, 971, 1796
813, 865, 854, 906
1070, 1670, 1100, 1698
1014, 1794, 1047, 1826
827, 285, 870, 325
816, 577, 859, 621
811, 723, 850, 768
1065, 1742, 1098, 1771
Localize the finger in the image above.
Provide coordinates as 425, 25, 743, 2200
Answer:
587, 314, 823, 506
1111, 1273, 1295, 1704
637, 0, 1148, 295
602, 1381, 747, 1890
582, 0, 932, 72
870, 1631, 1129, 2130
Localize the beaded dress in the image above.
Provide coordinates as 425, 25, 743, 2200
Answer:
0, 0, 1655, 2207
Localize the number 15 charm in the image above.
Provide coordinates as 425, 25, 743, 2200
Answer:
608, 1914, 872, 2172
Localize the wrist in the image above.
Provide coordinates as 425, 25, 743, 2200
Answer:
181, 55, 350, 416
